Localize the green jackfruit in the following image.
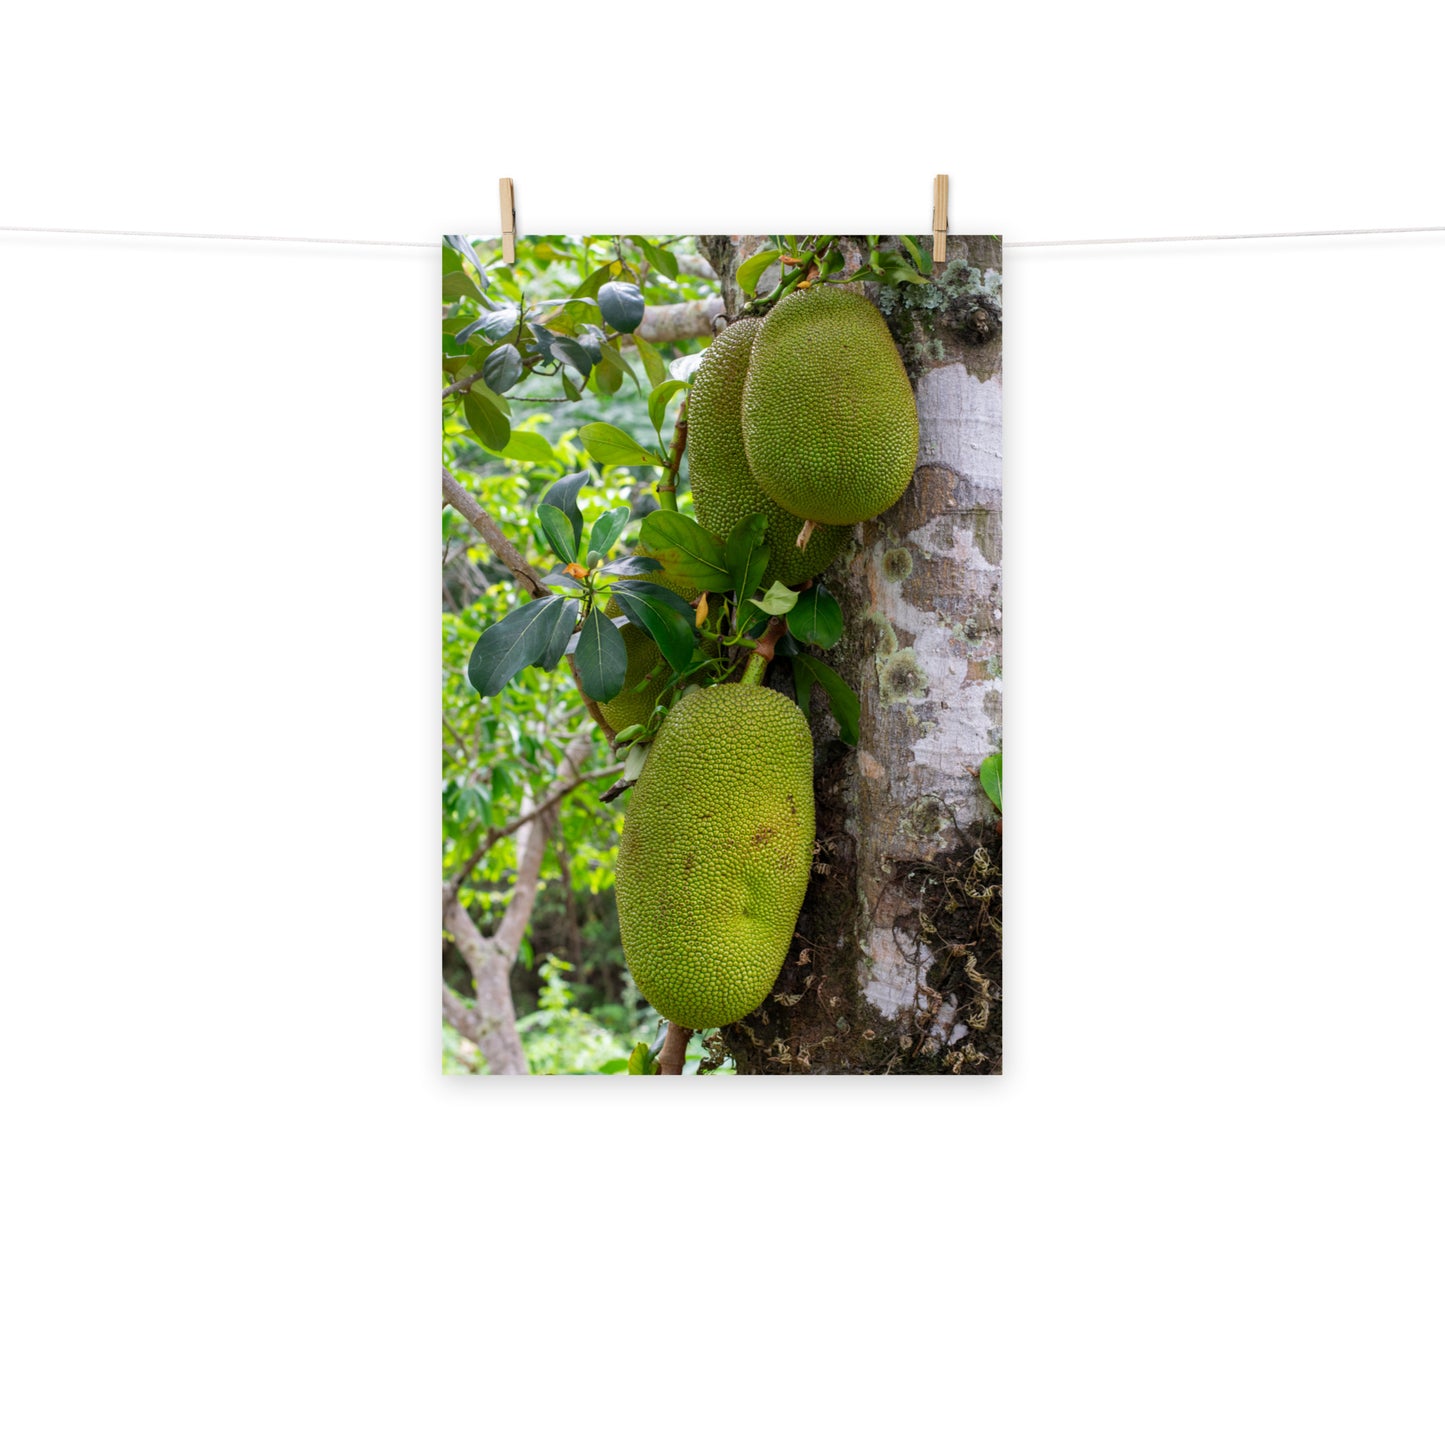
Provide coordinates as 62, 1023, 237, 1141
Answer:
596, 558, 699, 735
688, 318, 848, 587
615, 684, 815, 1030
742, 288, 918, 528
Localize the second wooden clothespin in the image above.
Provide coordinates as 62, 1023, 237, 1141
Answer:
932, 175, 948, 263
499, 178, 516, 263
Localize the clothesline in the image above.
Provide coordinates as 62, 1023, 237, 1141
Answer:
2, 223, 1442, 251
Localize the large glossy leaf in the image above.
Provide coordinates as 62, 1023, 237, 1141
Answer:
549, 335, 594, 381
598, 280, 646, 333
540, 472, 588, 548
737, 247, 782, 296
637, 512, 731, 592
791, 655, 860, 746
456, 307, 519, 345
578, 423, 656, 468
611, 586, 697, 673
537, 504, 577, 565
482, 342, 522, 393
632, 333, 668, 388
467, 596, 569, 697
462, 389, 509, 451
573, 607, 629, 703
647, 378, 687, 437
499, 430, 555, 466
596, 555, 662, 578
786, 583, 844, 648
585, 505, 630, 561
539, 598, 580, 672
724, 513, 769, 600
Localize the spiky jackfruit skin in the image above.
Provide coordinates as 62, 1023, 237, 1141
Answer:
596, 558, 700, 735
615, 685, 815, 1030
688, 319, 848, 588
742, 288, 918, 527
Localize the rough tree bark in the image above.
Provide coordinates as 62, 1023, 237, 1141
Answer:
700, 235, 1004, 1075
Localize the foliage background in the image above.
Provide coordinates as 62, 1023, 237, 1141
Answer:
442, 233, 730, 1074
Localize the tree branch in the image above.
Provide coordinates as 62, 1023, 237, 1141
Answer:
636, 297, 723, 344
657, 1023, 693, 1075
445, 724, 617, 900
442, 467, 547, 599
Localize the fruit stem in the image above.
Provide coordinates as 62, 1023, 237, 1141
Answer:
657, 1022, 692, 1075
739, 616, 787, 686
654, 398, 687, 513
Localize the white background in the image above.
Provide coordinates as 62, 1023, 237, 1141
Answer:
3, 3, 1441, 1441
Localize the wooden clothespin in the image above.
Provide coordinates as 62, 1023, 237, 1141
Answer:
932, 175, 948, 263
499, 177, 516, 263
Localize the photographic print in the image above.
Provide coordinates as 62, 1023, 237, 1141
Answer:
442, 233, 1001, 1075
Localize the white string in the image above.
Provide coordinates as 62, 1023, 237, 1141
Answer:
2, 223, 1442, 250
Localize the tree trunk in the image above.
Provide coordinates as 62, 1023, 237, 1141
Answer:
441, 726, 596, 1075
701, 235, 1004, 1074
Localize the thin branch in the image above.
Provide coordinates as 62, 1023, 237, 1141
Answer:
441, 467, 547, 599
445, 724, 621, 899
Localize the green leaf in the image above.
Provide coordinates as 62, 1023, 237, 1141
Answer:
979, 753, 1002, 813
647, 378, 688, 437
597, 1058, 629, 1074
499, 430, 556, 466
622, 739, 650, 782
549, 335, 594, 381
598, 555, 663, 579
637, 512, 731, 592
600, 341, 639, 389
537, 504, 577, 565
482, 342, 522, 393
540, 472, 588, 547
585, 505, 630, 560
786, 583, 844, 648
630, 235, 680, 281
737, 247, 782, 296
900, 233, 933, 275
572, 264, 614, 300
611, 586, 698, 674
626, 1041, 659, 1075
724, 513, 769, 600
463, 388, 510, 451
792, 655, 860, 746
753, 579, 800, 616
441, 269, 482, 304
538, 598, 580, 672
578, 422, 655, 468
467, 596, 569, 697
598, 281, 646, 334
560, 369, 581, 401
633, 333, 669, 388
591, 347, 623, 395
573, 607, 629, 703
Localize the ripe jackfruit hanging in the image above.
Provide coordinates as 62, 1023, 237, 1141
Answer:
614, 684, 815, 1030
688, 318, 848, 587
742, 288, 918, 528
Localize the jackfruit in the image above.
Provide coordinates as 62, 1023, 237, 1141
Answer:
615, 684, 815, 1029
595, 558, 699, 735
742, 288, 918, 528
688, 318, 848, 586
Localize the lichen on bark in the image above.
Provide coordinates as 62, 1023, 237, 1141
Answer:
699, 235, 1003, 1074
